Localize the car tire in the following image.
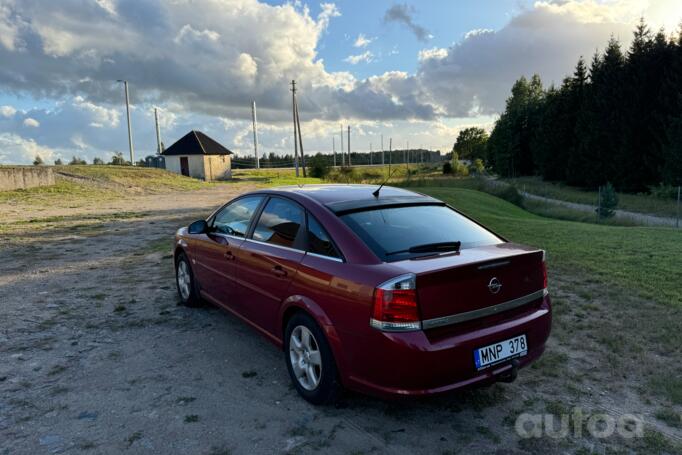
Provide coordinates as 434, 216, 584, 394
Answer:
284, 312, 341, 405
175, 252, 202, 307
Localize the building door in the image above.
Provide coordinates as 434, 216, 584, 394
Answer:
180, 157, 190, 176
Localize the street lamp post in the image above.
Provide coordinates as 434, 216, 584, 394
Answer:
117, 80, 135, 165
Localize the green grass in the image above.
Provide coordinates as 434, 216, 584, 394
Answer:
0, 179, 110, 204
655, 407, 682, 428
505, 176, 681, 219
649, 376, 682, 405
522, 198, 638, 227
0, 165, 222, 206
413, 187, 682, 306
56, 165, 216, 191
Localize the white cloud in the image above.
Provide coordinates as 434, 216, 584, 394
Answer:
0, 2, 22, 51
413, 0, 641, 116
463, 28, 493, 40
316, 3, 341, 32
23, 117, 40, 127
73, 96, 120, 128
234, 52, 258, 81
94, 0, 117, 16
418, 47, 448, 62
71, 133, 88, 150
0, 133, 56, 164
0, 105, 16, 117
344, 51, 374, 65
354, 33, 372, 48
173, 24, 221, 45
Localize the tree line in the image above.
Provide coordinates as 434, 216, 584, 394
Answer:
483, 20, 682, 193
232, 149, 442, 169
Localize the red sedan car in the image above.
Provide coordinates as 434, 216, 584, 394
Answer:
174, 185, 551, 404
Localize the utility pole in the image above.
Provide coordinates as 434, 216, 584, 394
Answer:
332, 136, 336, 167
294, 96, 306, 176
340, 124, 344, 167
381, 134, 384, 165
405, 140, 409, 172
389, 137, 392, 174
154, 107, 162, 155
347, 126, 351, 166
117, 80, 134, 165
251, 101, 260, 169
291, 80, 299, 176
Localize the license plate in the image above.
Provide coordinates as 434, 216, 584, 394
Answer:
474, 334, 527, 370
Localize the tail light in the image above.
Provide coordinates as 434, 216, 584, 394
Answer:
542, 250, 548, 290
370, 274, 421, 332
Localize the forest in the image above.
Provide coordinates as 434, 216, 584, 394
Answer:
485, 20, 682, 193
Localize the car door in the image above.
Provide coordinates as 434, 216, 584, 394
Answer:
191, 195, 264, 308
235, 196, 306, 334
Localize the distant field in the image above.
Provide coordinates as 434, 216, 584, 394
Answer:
505, 176, 681, 218
233, 162, 439, 185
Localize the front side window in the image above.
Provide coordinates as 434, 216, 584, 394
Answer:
252, 198, 304, 248
340, 204, 502, 262
307, 215, 341, 259
212, 196, 263, 237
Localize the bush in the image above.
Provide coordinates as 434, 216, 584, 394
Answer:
597, 182, 618, 218
69, 156, 87, 165
443, 161, 453, 174
470, 158, 485, 174
494, 185, 524, 207
54, 158, 63, 165
109, 152, 129, 166
648, 183, 679, 200
359, 170, 381, 181
33, 155, 44, 166
93, 157, 104, 165
307, 154, 331, 178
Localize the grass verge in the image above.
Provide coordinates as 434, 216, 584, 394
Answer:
505, 176, 681, 219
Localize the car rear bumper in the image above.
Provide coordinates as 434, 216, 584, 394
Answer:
340, 294, 552, 399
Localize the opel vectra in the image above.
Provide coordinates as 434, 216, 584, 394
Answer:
173, 185, 551, 404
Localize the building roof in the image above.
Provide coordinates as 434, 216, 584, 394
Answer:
161, 130, 233, 156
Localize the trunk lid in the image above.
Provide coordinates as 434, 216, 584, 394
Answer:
392, 243, 545, 323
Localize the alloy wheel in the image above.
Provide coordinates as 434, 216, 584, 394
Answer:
289, 325, 322, 391
177, 260, 191, 300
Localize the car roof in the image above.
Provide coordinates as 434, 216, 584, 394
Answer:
264, 184, 442, 214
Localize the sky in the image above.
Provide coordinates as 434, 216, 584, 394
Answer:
0, 0, 681, 164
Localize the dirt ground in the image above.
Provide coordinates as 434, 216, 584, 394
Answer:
1, 185, 681, 454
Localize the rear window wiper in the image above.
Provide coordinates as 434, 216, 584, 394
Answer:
385, 241, 461, 256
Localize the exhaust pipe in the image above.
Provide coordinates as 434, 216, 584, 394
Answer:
498, 359, 519, 383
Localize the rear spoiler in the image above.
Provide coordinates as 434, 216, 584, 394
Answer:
326, 196, 443, 215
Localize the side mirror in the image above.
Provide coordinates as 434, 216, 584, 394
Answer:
188, 220, 209, 235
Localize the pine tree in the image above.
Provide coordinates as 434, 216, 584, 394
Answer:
564, 57, 590, 186
573, 40, 626, 188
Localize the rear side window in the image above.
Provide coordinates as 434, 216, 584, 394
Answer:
252, 198, 304, 248
307, 215, 341, 260
212, 196, 263, 237
340, 204, 502, 262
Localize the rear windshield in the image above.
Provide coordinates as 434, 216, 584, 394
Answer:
340, 204, 503, 262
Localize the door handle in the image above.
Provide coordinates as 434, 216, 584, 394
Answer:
224, 251, 235, 261
272, 265, 287, 277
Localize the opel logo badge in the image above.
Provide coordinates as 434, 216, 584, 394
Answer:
488, 277, 502, 294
